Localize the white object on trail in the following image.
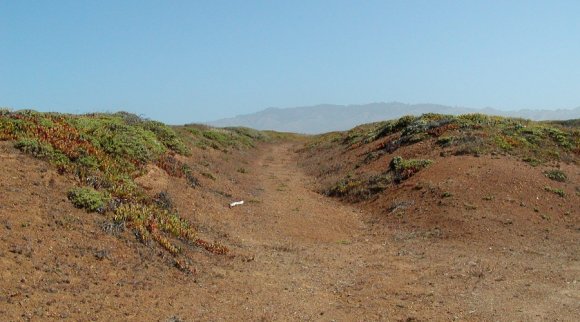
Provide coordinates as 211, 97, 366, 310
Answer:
229, 200, 244, 208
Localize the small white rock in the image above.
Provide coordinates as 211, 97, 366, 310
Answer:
229, 200, 244, 208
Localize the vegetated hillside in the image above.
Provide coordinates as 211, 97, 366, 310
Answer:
299, 113, 579, 318
301, 113, 578, 197
300, 113, 579, 230
209, 102, 580, 134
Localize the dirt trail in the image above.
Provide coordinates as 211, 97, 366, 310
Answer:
199, 142, 386, 320
237, 142, 364, 244
194, 141, 471, 321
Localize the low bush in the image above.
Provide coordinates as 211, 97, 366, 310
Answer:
544, 169, 567, 182
326, 156, 433, 201
389, 156, 433, 183
68, 187, 108, 212
544, 186, 566, 197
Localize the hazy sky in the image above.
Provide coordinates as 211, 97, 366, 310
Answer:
1, 1, 579, 123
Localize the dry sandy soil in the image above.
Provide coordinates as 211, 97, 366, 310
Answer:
1, 140, 579, 321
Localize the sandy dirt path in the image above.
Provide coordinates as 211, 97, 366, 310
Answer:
196, 142, 388, 320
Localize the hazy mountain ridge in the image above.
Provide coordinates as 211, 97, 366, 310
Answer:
209, 102, 580, 134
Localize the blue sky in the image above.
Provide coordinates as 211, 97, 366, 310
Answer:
1, 1, 579, 123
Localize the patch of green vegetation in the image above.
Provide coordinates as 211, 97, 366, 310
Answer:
544, 169, 567, 182
389, 156, 433, 183
304, 131, 343, 149
463, 202, 477, 210
69, 115, 167, 165
326, 156, 432, 201
68, 187, 109, 212
201, 172, 217, 180
203, 129, 231, 144
544, 186, 566, 198
326, 176, 366, 198
494, 135, 512, 150
341, 120, 394, 145
546, 119, 580, 128
226, 126, 270, 144
436, 136, 455, 147
140, 120, 189, 155
545, 127, 572, 149
178, 124, 273, 151
441, 191, 452, 198
15, 137, 56, 158
523, 157, 541, 167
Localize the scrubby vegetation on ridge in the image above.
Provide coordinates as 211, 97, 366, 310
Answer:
339, 113, 578, 162
176, 123, 302, 151
0, 110, 238, 270
304, 113, 579, 202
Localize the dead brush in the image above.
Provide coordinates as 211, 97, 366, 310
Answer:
427, 123, 459, 136
113, 203, 220, 255
100, 220, 125, 235
154, 191, 174, 210
195, 238, 229, 255
156, 153, 199, 187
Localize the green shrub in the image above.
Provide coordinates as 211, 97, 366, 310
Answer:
544, 186, 566, 198
523, 157, 541, 166
436, 136, 455, 147
14, 138, 53, 157
78, 155, 99, 169
181, 124, 271, 150
494, 135, 512, 150
141, 120, 189, 155
544, 169, 567, 182
226, 126, 270, 142
545, 127, 572, 149
202, 129, 232, 145
201, 172, 216, 180
68, 187, 108, 212
326, 177, 365, 198
386, 156, 433, 183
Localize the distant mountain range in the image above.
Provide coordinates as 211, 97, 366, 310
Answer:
208, 102, 580, 134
